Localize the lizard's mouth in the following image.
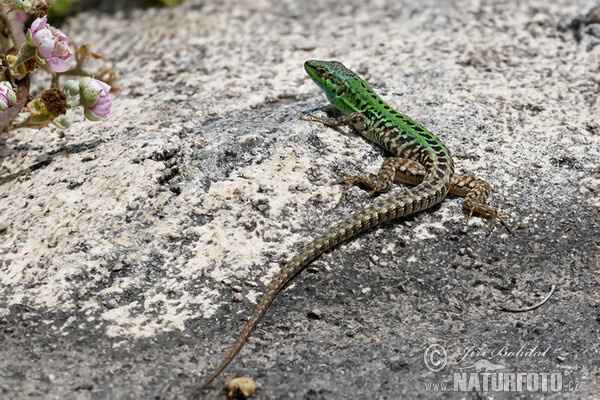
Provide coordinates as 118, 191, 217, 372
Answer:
304, 60, 322, 85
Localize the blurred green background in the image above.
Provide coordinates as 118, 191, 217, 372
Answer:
49, 0, 182, 20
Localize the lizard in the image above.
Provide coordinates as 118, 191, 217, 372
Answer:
198, 60, 512, 392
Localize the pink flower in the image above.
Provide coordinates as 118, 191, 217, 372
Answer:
30, 16, 72, 72
85, 79, 114, 118
0, 82, 16, 111
0, 83, 10, 107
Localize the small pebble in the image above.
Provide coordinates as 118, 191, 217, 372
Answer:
231, 285, 243, 293
232, 293, 243, 303
306, 309, 323, 320
106, 299, 118, 309
466, 248, 477, 259
228, 376, 256, 398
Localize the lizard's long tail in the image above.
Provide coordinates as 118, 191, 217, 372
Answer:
198, 182, 448, 391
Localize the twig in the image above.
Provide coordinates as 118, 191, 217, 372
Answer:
499, 285, 556, 313
53, 43, 119, 89
0, 7, 26, 49
0, 7, 31, 133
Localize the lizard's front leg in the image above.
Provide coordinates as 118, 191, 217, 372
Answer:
303, 112, 375, 204
301, 112, 367, 131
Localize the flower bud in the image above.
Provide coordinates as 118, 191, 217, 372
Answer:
79, 78, 114, 119
78, 77, 92, 92
82, 87, 100, 107
0, 82, 17, 111
63, 80, 80, 96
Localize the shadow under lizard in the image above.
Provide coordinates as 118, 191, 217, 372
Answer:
198, 60, 512, 392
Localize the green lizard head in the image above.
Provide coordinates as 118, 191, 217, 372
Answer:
304, 60, 359, 114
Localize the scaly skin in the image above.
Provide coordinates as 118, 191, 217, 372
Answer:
198, 60, 511, 392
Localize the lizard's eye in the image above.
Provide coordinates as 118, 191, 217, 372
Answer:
316, 67, 328, 76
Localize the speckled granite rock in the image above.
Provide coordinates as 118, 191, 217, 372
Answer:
0, 0, 598, 398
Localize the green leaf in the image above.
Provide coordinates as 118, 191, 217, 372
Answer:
50, 0, 78, 15
159, 0, 182, 6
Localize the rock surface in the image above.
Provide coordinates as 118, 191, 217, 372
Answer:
0, 0, 598, 398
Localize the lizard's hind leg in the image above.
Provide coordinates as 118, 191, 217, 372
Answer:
451, 175, 513, 235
